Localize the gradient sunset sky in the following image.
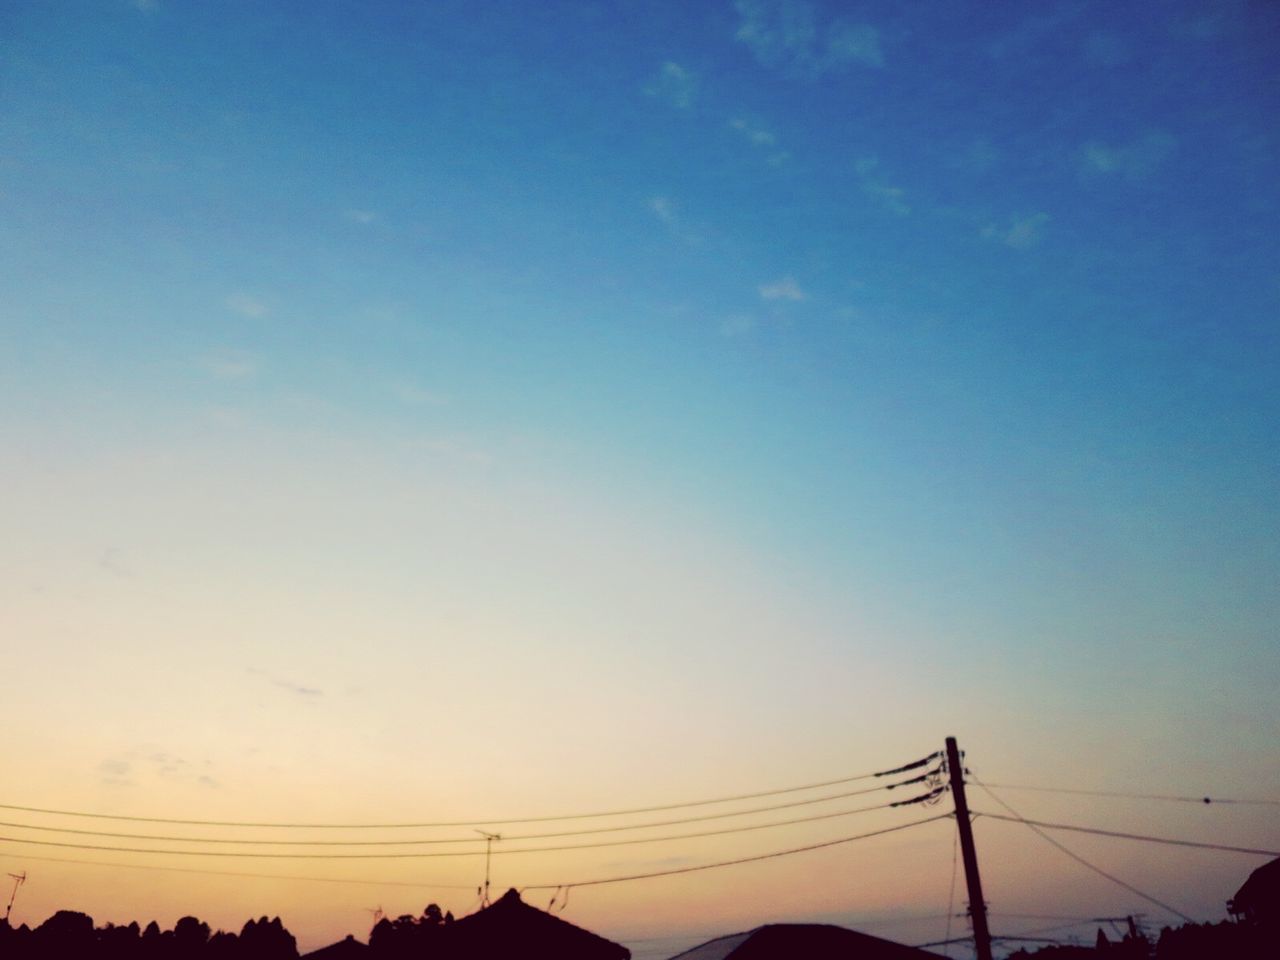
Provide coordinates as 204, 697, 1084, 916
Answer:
2, 1, 1278, 956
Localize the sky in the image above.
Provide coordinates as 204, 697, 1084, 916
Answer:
2, 0, 1278, 956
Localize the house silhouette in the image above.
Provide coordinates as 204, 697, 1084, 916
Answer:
668, 923, 946, 960
1230, 856, 1280, 930
301, 933, 368, 959
443, 888, 629, 960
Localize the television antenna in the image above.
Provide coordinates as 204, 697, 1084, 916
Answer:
5, 872, 26, 923
475, 831, 501, 907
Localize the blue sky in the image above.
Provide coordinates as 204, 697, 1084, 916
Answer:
2, 0, 1279, 953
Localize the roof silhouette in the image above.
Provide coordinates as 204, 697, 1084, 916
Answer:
444, 889, 630, 960
668, 923, 945, 960
1233, 856, 1280, 926
301, 933, 368, 959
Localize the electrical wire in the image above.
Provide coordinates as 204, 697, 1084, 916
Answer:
876, 753, 942, 777
987, 914, 1102, 922
0, 752, 939, 829
0, 850, 475, 889
1002, 918, 1115, 940
521, 813, 953, 890
968, 775, 1195, 923
0, 776, 936, 848
914, 936, 977, 949
0, 792, 942, 861
942, 828, 958, 958
975, 813, 1280, 858
975, 782, 1280, 807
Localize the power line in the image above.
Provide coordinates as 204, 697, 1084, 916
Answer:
0, 752, 939, 829
0, 851, 475, 890
975, 812, 1280, 858
522, 813, 953, 891
0, 776, 934, 848
988, 914, 1103, 922
976, 782, 1280, 808
0, 835, 482, 860
942, 828, 958, 958
0, 793, 942, 861
968, 776, 1194, 923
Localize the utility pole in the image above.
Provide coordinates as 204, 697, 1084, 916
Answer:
946, 737, 993, 960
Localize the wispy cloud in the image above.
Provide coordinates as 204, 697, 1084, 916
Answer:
201, 349, 258, 380
730, 117, 777, 147
130, 0, 160, 12
824, 19, 884, 69
647, 195, 705, 245
855, 157, 910, 215
644, 61, 696, 110
99, 757, 134, 787
863, 181, 909, 215
391, 383, 447, 407
99, 546, 132, 578
98, 751, 218, 789
759, 276, 806, 301
225, 293, 269, 318
729, 117, 789, 166
249, 667, 324, 697
1080, 130, 1175, 180
982, 212, 1050, 249
735, 0, 883, 75
151, 752, 187, 778
648, 195, 679, 226
344, 208, 377, 224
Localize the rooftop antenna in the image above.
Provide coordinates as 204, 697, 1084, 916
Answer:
364, 906, 384, 925
5, 872, 26, 923
475, 830, 501, 907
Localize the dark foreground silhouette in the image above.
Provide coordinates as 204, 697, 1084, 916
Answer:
5, 856, 1279, 960
0, 912, 297, 959
0, 890, 628, 960
1006, 920, 1271, 960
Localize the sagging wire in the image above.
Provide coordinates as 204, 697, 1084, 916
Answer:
0, 751, 944, 830
968, 772, 1195, 923
890, 787, 945, 808
875, 752, 942, 779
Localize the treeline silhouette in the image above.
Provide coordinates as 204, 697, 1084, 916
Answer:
0, 902, 474, 960
1007, 919, 1271, 960
0, 912, 298, 959
366, 903, 455, 957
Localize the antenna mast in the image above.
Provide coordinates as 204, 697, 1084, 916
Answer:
475, 831, 501, 906
4, 872, 26, 923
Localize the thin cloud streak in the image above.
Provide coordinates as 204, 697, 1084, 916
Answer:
735, 0, 883, 75
758, 277, 806, 302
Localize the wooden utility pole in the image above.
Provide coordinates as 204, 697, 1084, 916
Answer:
946, 737, 993, 960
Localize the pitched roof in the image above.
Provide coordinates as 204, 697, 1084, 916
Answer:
1233, 856, 1280, 917
669, 923, 945, 960
445, 889, 630, 960
300, 933, 368, 960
